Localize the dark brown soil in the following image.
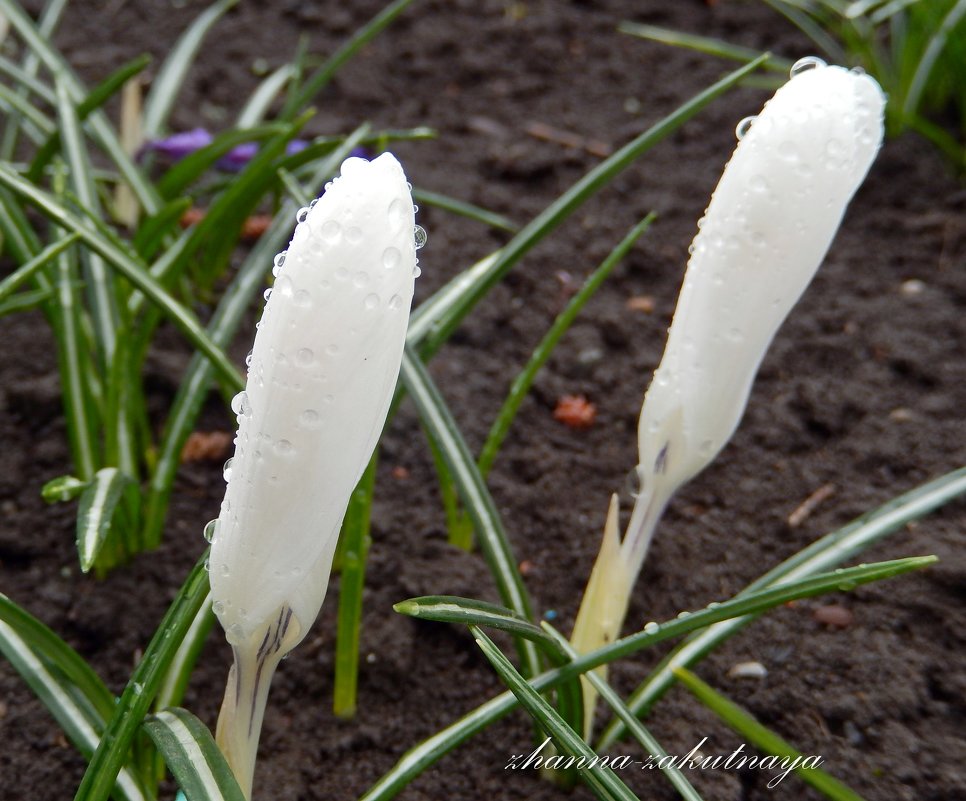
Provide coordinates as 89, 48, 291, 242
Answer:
1, 2, 964, 800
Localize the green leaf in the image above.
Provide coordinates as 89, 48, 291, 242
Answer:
141, 0, 240, 140
41, 474, 88, 503
411, 188, 518, 232
143, 708, 246, 801
132, 197, 194, 260
674, 669, 866, 800
407, 55, 769, 358
76, 467, 130, 573
472, 627, 639, 801
74, 555, 211, 801
901, 0, 966, 120
399, 348, 541, 679
236, 64, 295, 128
0, 286, 55, 316
0, 231, 81, 305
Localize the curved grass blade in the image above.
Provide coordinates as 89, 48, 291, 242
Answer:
901, 0, 966, 120
0, 231, 80, 303
407, 55, 769, 358
333, 455, 377, 719
760, 0, 848, 63
543, 625, 704, 801
618, 21, 791, 72
0, 54, 57, 104
0, 594, 115, 721
472, 627, 638, 801
478, 214, 655, 479
73, 555, 211, 801
0, 0, 161, 214
236, 64, 295, 128
76, 467, 130, 573
0, 80, 55, 136
399, 348, 541, 680
28, 54, 153, 184
0, 286, 56, 316
596, 469, 966, 749
141, 0, 239, 140
132, 197, 193, 260
281, 0, 416, 118
361, 555, 938, 801
140, 143, 362, 548
41, 474, 88, 503
411, 188, 518, 232
0, 188, 43, 264
143, 708, 246, 801
0, 163, 242, 389
674, 669, 864, 800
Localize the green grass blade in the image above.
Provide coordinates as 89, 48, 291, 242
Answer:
75, 467, 130, 572
422, 425, 465, 548
362, 556, 937, 801
28, 54, 152, 185
155, 596, 215, 715
143, 708, 246, 801
478, 214, 654, 478
0, 80, 55, 136
597, 469, 966, 749
618, 21, 791, 72
399, 348, 541, 679
333, 455, 377, 719
901, 0, 966, 120
0, 231, 80, 303
0, 162, 243, 390
281, 0, 416, 118
73, 555, 211, 801
41, 474, 88, 503
0, 286, 56, 316
0, 188, 43, 263
407, 55, 769, 357
156, 122, 289, 199
543, 625, 705, 801
236, 64, 295, 128
0, 54, 57, 103
760, 0, 849, 62
141, 0, 239, 139
410, 188, 518, 232
674, 669, 865, 800
472, 627, 639, 801
0, 616, 147, 801
0, 594, 115, 721
132, 197, 193, 260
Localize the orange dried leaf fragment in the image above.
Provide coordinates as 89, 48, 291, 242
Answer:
181, 430, 233, 463
553, 394, 597, 429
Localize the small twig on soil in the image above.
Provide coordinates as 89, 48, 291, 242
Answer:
524, 121, 612, 158
787, 483, 835, 528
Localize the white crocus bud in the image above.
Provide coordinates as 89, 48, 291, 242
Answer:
209, 153, 419, 798
573, 60, 884, 736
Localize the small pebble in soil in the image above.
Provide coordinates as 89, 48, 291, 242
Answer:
518, 560, 534, 576
900, 279, 926, 296
728, 661, 768, 679
391, 465, 410, 480
813, 604, 854, 628
553, 394, 597, 429
889, 407, 914, 422
544, 609, 557, 621
625, 295, 655, 313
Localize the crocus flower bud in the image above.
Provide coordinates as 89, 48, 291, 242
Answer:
573, 60, 884, 736
209, 153, 419, 798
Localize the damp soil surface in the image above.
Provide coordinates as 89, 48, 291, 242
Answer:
1, 2, 964, 800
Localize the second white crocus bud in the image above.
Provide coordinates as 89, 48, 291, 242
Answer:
208, 153, 419, 798
573, 60, 885, 734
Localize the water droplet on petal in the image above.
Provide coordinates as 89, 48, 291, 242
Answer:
222, 457, 234, 482
263, 287, 273, 302
388, 294, 403, 311
203, 519, 218, 543
296, 348, 314, 367
412, 265, 422, 278
364, 293, 379, 310
413, 225, 427, 250
231, 391, 251, 417
275, 439, 294, 456
245, 351, 253, 368
353, 271, 369, 288
275, 275, 294, 297
749, 174, 768, 193
382, 246, 401, 270
213, 600, 225, 615
623, 466, 643, 499
296, 206, 310, 224
735, 115, 755, 140
346, 226, 363, 245
790, 55, 826, 78
321, 220, 341, 243
326, 343, 339, 356
299, 409, 320, 428
340, 156, 368, 176
294, 289, 311, 308
203, 558, 210, 572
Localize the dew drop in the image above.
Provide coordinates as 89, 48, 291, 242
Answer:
677, 610, 691, 619
412, 264, 422, 278
296, 348, 314, 367
212, 600, 226, 615
364, 293, 379, 310
203, 519, 218, 543
294, 289, 311, 308
320, 219, 341, 243
203, 558, 210, 572
222, 457, 234, 482
735, 115, 755, 140
749, 174, 768, 193
326, 343, 339, 356
275, 274, 294, 297
644, 621, 659, 635
245, 351, 253, 368
299, 409, 320, 428
296, 206, 310, 224
790, 55, 826, 77
324, 394, 335, 404
623, 466, 643, 499
388, 294, 403, 311
346, 226, 363, 245
275, 439, 294, 456
231, 391, 251, 417
388, 198, 408, 232
340, 156, 368, 175
382, 246, 401, 270
272, 251, 286, 276
263, 287, 273, 303
413, 225, 427, 250
353, 271, 369, 288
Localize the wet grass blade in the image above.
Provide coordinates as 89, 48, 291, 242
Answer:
73, 555, 211, 801
281, 0, 416, 118
0, 163, 242, 390
0, 80, 55, 137
141, 0, 239, 139
0, 231, 80, 303
399, 347, 541, 680
543, 625, 704, 801
361, 555, 937, 801
479, 214, 654, 478
760, 0, 848, 62
333, 455, 377, 719
472, 627, 638, 801
596, 469, 966, 749
407, 55, 769, 357
75, 467, 130, 573
674, 669, 865, 800
237, 64, 295, 128
901, 0, 966, 120
143, 708, 246, 801
132, 197, 193, 260
411, 188, 518, 232
0, 286, 56, 316
28, 55, 153, 184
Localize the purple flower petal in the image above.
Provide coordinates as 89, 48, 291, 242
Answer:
142, 128, 213, 161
